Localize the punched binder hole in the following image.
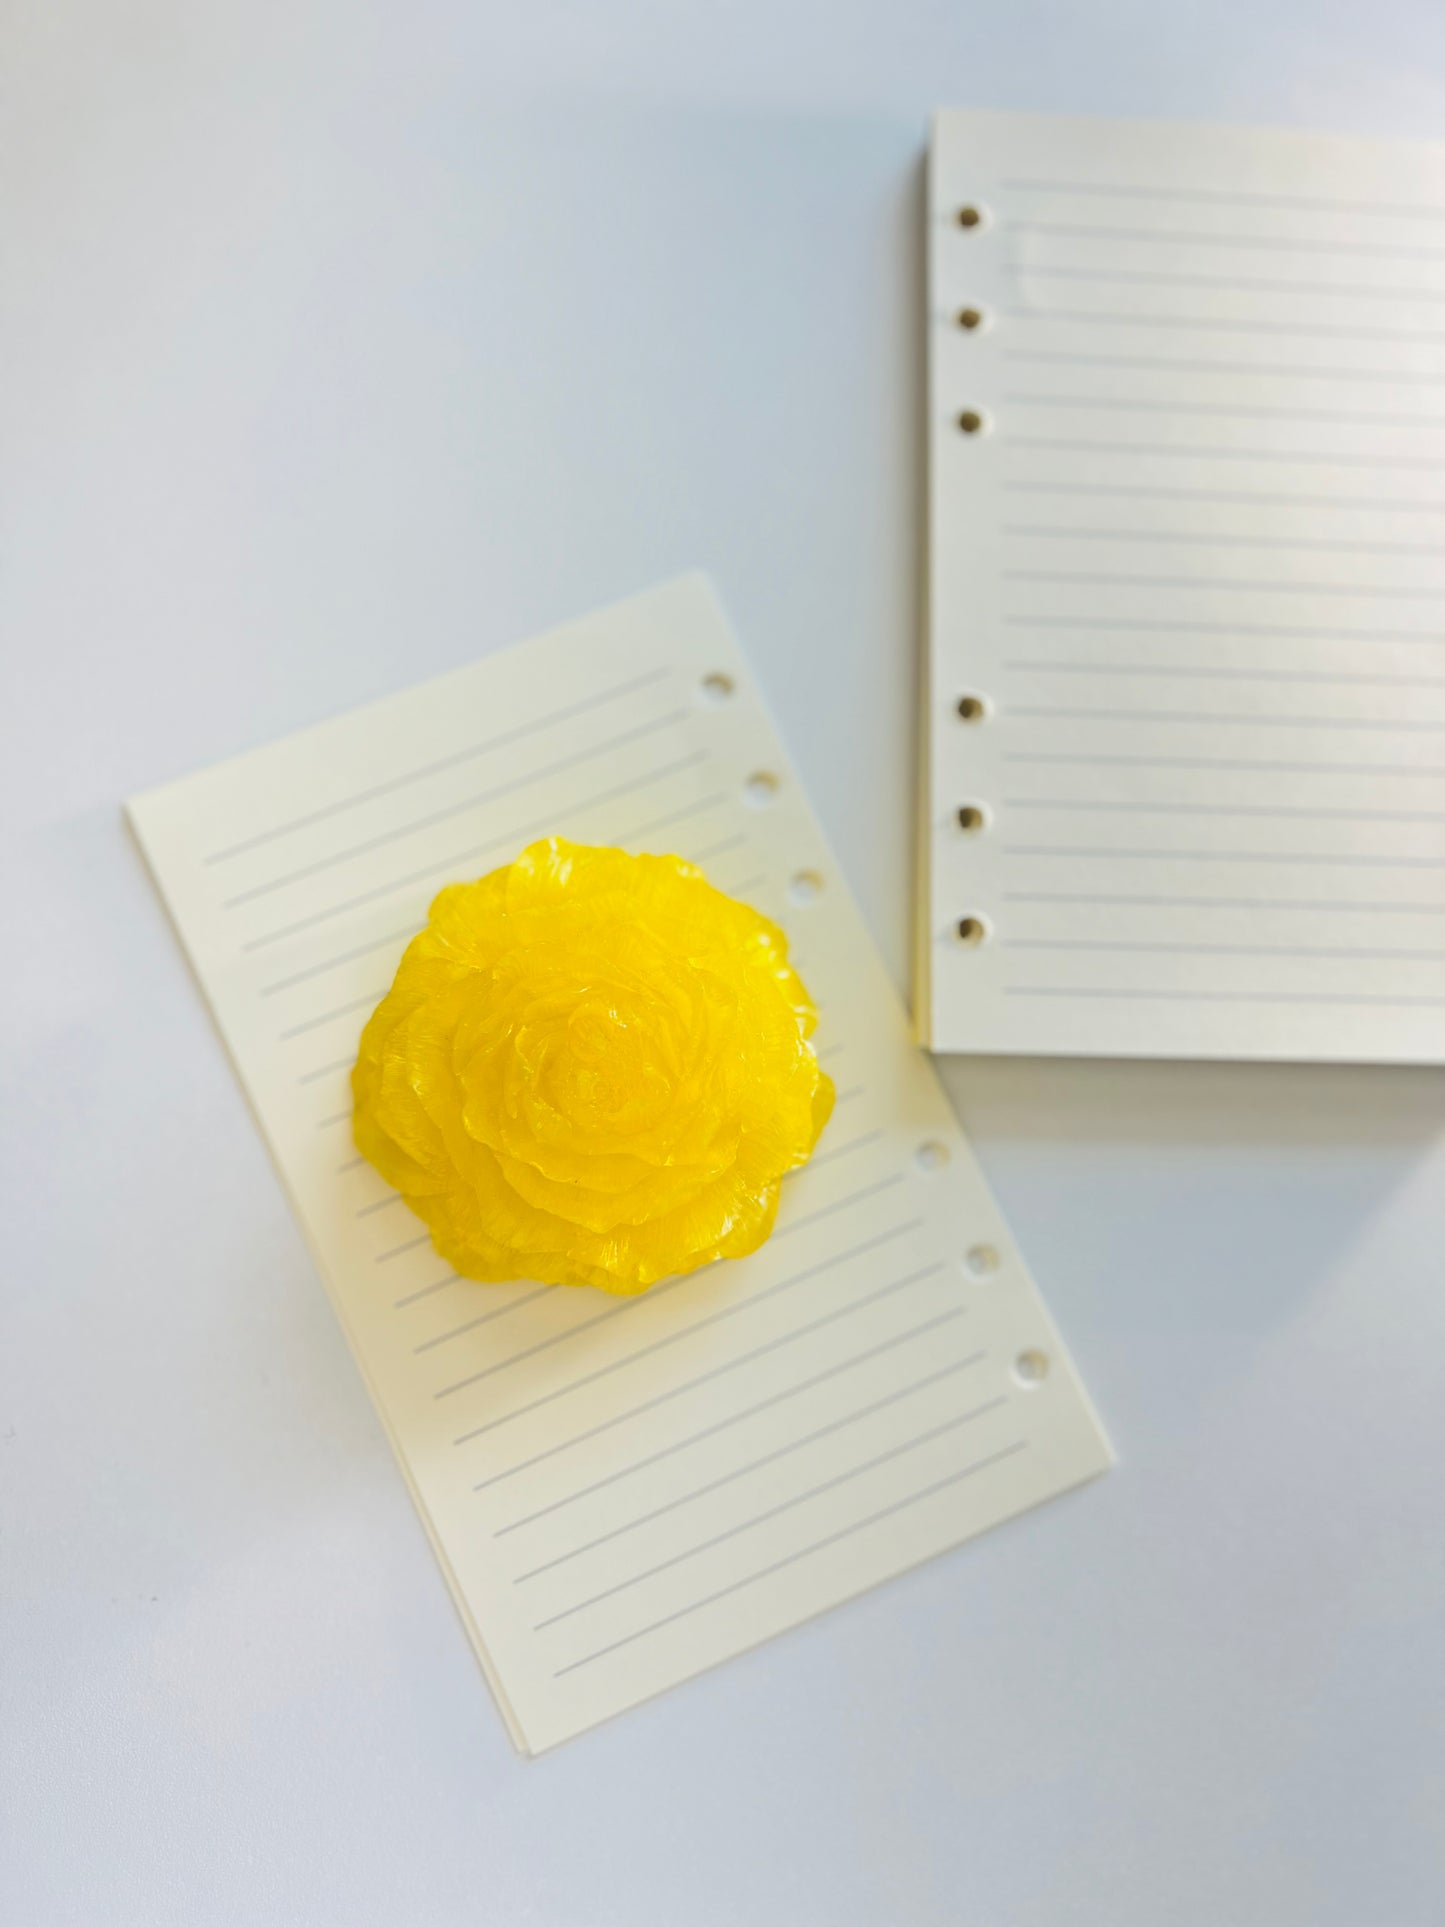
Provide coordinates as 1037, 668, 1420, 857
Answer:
957, 307, 985, 330
956, 694, 986, 722
700, 672, 735, 704
788, 869, 825, 905
956, 916, 987, 947
957, 409, 986, 435
1014, 1349, 1050, 1387
957, 804, 986, 833
957, 205, 984, 229
915, 1140, 950, 1173
743, 770, 779, 807
965, 1243, 1000, 1277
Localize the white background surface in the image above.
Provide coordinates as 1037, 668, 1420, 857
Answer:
3, 4, 1443, 1922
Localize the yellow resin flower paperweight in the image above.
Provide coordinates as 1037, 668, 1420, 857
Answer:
351, 837, 834, 1294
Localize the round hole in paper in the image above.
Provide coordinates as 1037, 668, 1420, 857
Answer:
915, 1140, 950, 1174
956, 693, 987, 723
700, 671, 735, 705
956, 915, 987, 947
965, 1243, 1000, 1278
1014, 1349, 1050, 1387
743, 770, 780, 808
956, 204, 986, 230
956, 804, 987, 833
957, 306, 987, 331
958, 408, 987, 436
788, 869, 825, 906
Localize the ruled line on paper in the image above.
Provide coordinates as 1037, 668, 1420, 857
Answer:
549, 1441, 1029, 1679
802, 1129, 883, 1172
297, 1055, 354, 1086
1004, 574, 1445, 600
1005, 987, 1445, 1006
262, 928, 424, 996
375, 1232, 432, 1264
1002, 308, 1445, 343
1001, 480, 1445, 512
490, 1304, 973, 1525
279, 990, 386, 1041
1002, 707, 1445, 732
432, 1278, 692, 1400
719, 871, 768, 899
999, 798, 1445, 822
414, 1285, 555, 1353
443, 1222, 927, 1420
424, 1172, 904, 1396
1001, 662, 1445, 687
1000, 177, 1445, 217
256, 803, 739, 1004
1005, 393, 1445, 427
690, 832, 747, 863
620, 792, 729, 843
998, 616, 1445, 642
1002, 529, 1445, 560
1003, 263, 1445, 300
768, 1173, 903, 1243
998, 845, 1445, 868
240, 751, 710, 951
394, 1273, 460, 1310
531, 1396, 1009, 1630
511, 1360, 993, 1582
1010, 222, 1445, 260
1002, 938, 1445, 960
1001, 351, 1445, 383
461, 1249, 941, 1460
1002, 753, 1445, 774
1002, 891, 1445, 913
355, 1193, 404, 1220
222, 709, 689, 908
1005, 438, 1445, 471
202, 667, 671, 865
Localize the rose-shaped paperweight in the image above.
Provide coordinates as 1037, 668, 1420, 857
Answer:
351, 837, 834, 1294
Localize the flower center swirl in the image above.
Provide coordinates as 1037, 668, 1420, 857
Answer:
352, 838, 834, 1293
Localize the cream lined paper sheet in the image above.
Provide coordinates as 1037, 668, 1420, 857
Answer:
922, 110, 1445, 1063
129, 577, 1111, 1753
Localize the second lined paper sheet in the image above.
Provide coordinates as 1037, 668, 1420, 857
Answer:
922, 109, 1445, 1063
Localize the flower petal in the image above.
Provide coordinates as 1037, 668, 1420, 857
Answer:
352, 837, 833, 1294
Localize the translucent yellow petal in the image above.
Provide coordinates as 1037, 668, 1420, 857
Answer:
351, 837, 833, 1294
